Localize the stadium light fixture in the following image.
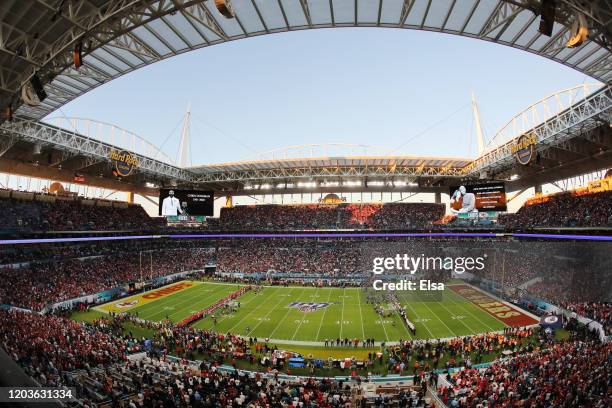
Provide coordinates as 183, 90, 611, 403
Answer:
343, 181, 361, 187
214, 0, 235, 19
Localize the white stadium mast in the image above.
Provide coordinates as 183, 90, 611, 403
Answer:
471, 92, 486, 156
177, 103, 192, 168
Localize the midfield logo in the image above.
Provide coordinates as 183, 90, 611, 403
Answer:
287, 302, 338, 313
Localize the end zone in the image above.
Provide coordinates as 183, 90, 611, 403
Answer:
95, 280, 201, 314
448, 283, 539, 327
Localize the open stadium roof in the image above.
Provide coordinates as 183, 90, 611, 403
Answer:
0, 0, 610, 121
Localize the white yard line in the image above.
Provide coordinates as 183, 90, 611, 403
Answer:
290, 287, 319, 340
379, 311, 390, 342
247, 287, 301, 337
228, 287, 280, 333
266, 287, 307, 339
444, 290, 498, 332
204, 289, 261, 325
314, 288, 335, 341
403, 301, 436, 339
435, 296, 479, 333
339, 287, 347, 338
420, 299, 459, 337
357, 289, 366, 339
154, 287, 233, 320
447, 283, 540, 328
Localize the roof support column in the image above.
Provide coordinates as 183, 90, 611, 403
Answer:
534, 184, 543, 195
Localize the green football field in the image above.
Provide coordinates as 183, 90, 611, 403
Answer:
98, 280, 536, 344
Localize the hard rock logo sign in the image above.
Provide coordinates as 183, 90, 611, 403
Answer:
511, 133, 537, 165
109, 149, 140, 177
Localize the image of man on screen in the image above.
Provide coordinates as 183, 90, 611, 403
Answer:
161, 190, 183, 216
450, 185, 478, 214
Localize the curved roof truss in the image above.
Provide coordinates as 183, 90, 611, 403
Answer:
0, 0, 610, 121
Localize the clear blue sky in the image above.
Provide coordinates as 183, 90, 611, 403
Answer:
50, 28, 593, 165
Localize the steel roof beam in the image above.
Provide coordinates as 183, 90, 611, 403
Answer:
0, 118, 194, 182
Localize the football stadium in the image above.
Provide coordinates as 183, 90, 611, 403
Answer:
0, 1, 611, 407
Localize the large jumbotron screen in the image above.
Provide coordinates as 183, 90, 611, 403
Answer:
449, 182, 507, 213
158, 189, 214, 217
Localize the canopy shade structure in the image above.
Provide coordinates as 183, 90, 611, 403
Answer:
0, 0, 610, 122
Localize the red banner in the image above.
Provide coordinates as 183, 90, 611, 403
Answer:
449, 284, 538, 327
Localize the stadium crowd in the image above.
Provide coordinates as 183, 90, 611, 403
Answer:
498, 190, 612, 228
522, 252, 611, 307
2, 304, 609, 407
4, 238, 605, 313
213, 203, 445, 230
0, 248, 213, 311
2, 188, 612, 232
436, 338, 610, 407
0, 194, 156, 231
0, 309, 363, 407
386, 328, 536, 375
216, 241, 362, 275
561, 301, 611, 335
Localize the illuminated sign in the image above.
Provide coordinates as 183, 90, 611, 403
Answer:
512, 133, 536, 165
109, 149, 140, 177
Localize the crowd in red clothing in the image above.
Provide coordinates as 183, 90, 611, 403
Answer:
561, 301, 612, 335
2, 305, 609, 407
0, 248, 213, 311
362, 203, 445, 229
386, 328, 535, 375
216, 241, 362, 274
437, 340, 611, 407
0, 309, 361, 407
212, 203, 445, 230
3, 188, 612, 233
4, 237, 606, 312
0, 195, 157, 231
0, 310, 135, 377
498, 190, 612, 228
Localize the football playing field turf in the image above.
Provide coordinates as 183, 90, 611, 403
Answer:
98, 280, 537, 344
